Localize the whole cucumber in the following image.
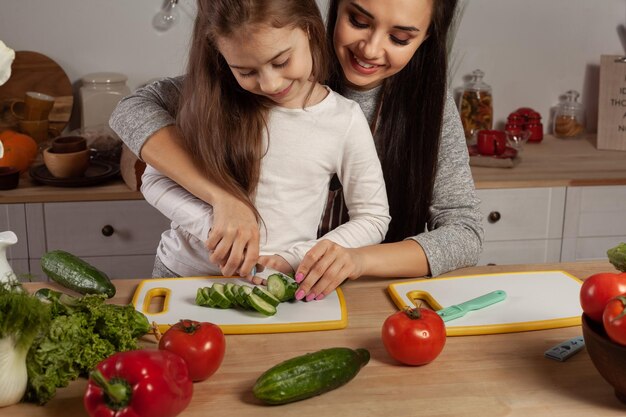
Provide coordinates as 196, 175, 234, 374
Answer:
40, 250, 116, 298
253, 347, 370, 405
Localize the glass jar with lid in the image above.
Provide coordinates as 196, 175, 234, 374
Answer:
458, 69, 493, 143
79, 72, 131, 128
553, 90, 585, 139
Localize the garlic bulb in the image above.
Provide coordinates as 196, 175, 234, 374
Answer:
0, 41, 15, 86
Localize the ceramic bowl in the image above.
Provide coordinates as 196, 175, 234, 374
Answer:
0, 167, 20, 190
50, 135, 87, 153
581, 313, 626, 404
43, 147, 90, 178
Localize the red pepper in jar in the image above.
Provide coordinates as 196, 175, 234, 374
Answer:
84, 350, 193, 417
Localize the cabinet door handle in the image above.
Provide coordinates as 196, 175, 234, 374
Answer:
488, 211, 501, 223
101, 225, 114, 237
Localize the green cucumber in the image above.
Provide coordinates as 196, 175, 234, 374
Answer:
252, 286, 281, 307
253, 347, 370, 404
224, 283, 239, 305
233, 284, 251, 309
267, 273, 298, 302
209, 283, 232, 308
247, 292, 277, 316
40, 250, 115, 298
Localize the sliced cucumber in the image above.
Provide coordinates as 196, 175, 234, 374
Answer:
233, 284, 251, 309
267, 273, 298, 302
224, 283, 239, 306
210, 283, 232, 309
247, 292, 277, 316
253, 286, 281, 307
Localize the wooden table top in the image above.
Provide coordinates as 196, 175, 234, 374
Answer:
5, 260, 626, 417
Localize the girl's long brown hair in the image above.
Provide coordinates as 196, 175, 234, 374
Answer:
178, 0, 328, 217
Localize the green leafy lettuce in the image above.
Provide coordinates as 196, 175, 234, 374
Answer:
25, 292, 150, 405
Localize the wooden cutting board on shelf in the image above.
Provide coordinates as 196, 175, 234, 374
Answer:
0, 50, 73, 132
132, 276, 348, 334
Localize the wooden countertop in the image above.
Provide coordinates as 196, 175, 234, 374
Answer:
0, 134, 625, 204
472, 134, 626, 189
6, 260, 626, 417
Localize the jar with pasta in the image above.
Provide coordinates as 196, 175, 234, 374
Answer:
458, 69, 493, 143
553, 90, 585, 139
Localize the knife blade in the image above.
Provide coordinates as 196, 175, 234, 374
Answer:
436, 290, 507, 322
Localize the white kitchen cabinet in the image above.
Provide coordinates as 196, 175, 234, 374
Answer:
25, 200, 170, 280
561, 185, 626, 262
476, 187, 566, 265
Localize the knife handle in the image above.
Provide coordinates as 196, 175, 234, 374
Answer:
458, 290, 507, 311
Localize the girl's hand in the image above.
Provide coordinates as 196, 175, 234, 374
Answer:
206, 193, 260, 278
249, 255, 293, 285
294, 240, 364, 301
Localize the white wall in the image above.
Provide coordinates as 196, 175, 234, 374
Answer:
1, 0, 624, 132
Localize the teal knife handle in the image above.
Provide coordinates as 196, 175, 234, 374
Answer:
457, 290, 507, 311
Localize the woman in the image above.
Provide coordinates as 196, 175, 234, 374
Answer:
110, 0, 483, 301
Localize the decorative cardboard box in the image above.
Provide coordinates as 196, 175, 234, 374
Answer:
597, 55, 626, 151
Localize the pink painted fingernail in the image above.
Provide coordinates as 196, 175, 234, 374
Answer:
305, 293, 316, 302
295, 290, 305, 300
295, 273, 304, 283
315, 294, 325, 301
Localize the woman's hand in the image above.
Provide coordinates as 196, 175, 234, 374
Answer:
206, 193, 260, 278
294, 240, 365, 301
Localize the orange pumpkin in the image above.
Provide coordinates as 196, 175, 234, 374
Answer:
0, 130, 38, 173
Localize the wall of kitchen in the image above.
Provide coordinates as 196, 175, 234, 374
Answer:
1, 0, 624, 132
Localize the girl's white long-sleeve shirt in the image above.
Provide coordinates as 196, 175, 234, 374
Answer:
139, 88, 390, 276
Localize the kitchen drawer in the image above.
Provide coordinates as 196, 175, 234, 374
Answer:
31, 254, 156, 281
479, 239, 562, 266
476, 187, 566, 241
27, 200, 170, 258
561, 185, 626, 261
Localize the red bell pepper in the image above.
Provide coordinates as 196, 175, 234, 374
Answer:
84, 349, 193, 417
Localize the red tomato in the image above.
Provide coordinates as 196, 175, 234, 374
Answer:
381, 308, 446, 366
580, 272, 626, 322
159, 320, 226, 382
603, 295, 626, 346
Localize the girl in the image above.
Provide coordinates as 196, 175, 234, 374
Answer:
135, 0, 390, 281
110, 0, 483, 301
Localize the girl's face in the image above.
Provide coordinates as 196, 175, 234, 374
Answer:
218, 24, 317, 109
333, 0, 433, 90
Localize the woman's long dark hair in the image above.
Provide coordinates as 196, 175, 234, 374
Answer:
326, 0, 458, 242
178, 0, 328, 217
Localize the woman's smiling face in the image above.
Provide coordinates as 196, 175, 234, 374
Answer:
333, 0, 433, 90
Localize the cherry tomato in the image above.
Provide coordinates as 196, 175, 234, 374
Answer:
381, 308, 446, 366
603, 295, 626, 346
159, 319, 226, 382
580, 272, 626, 322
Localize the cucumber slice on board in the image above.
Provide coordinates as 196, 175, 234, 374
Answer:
247, 292, 277, 316
224, 283, 239, 306
234, 284, 252, 309
253, 285, 281, 307
210, 283, 232, 309
267, 273, 298, 302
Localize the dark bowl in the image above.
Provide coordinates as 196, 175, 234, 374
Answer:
0, 166, 20, 190
581, 313, 626, 404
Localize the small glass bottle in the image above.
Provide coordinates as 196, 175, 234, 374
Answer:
458, 69, 493, 143
79, 72, 131, 128
553, 90, 585, 139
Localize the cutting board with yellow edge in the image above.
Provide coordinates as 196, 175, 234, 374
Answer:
132, 277, 347, 334
387, 271, 583, 336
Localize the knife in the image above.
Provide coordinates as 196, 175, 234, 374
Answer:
436, 290, 507, 322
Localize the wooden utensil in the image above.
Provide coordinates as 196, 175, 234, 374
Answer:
0, 51, 73, 133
